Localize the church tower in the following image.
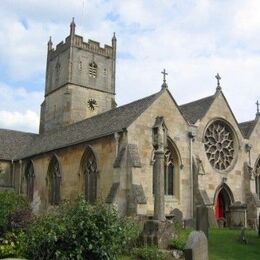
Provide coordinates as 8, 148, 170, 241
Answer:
39, 19, 117, 133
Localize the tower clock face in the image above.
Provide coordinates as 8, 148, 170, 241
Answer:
88, 98, 97, 111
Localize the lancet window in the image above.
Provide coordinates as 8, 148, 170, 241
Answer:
81, 147, 98, 203
47, 156, 61, 205
25, 161, 35, 201
164, 140, 176, 196
255, 158, 260, 198
152, 139, 178, 196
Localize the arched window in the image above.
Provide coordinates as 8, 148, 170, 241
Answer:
164, 140, 176, 195
25, 161, 35, 201
81, 147, 97, 203
47, 156, 61, 205
89, 62, 97, 78
153, 138, 179, 196
255, 158, 260, 199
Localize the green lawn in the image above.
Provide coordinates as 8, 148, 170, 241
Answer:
209, 228, 260, 260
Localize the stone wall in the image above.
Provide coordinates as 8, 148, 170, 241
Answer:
0, 160, 12, 187
13, 136, 117, 214
193, 92, 249, 206
127, 90, 191, 218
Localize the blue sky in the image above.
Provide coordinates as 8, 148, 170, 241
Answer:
0, 0, 259, 132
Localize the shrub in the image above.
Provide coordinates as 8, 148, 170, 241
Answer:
24, 198, 139, 260
170, 223, 192, 250
0, 231, 26, 258
0, 191, 30, 235
132, 246, 166, 260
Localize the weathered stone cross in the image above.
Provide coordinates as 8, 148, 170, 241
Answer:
257, 100, 260, 115
161, 69, 168, 83
215, 73, 221, 88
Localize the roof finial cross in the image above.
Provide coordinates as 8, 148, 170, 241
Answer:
256, 100, 260, 115
161, 69, 168, 89
161, 69, 168, 83
215, 73, 221, 88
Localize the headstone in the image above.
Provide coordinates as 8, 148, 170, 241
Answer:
141, 220, 175, 249
184, 231, 208, 260
196, 206, 209, 238
229, 201, 247, 227
258, 213, 260, 237
239, 227, 248, 244
171, 208, 183, 224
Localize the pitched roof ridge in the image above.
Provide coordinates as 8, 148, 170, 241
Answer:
42, 90, 162, 135
238, 119, 255, 126
179, 94, 215, 107
0, 128, 38, 136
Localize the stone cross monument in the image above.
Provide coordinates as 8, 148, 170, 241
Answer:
152, 116, 167, 221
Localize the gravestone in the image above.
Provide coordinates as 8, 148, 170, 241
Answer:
196, 205, 209, 238
184, 231, 208, 260
239, 227, 248, 244
171, 208, 183, 224
258, 213, 260, 237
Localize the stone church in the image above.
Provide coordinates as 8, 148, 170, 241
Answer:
0, 20, 260, 227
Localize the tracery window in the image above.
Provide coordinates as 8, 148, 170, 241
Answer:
255, 158, 260, 199
89, 62, 97, 78
81, 147, 97, 203
25, 161, 35, 202
47, 156, 61, 205
164, 141, 175, 195
204, 120, 235, 171
152, 139, 178, 196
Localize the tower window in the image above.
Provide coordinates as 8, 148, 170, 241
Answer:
55, 63, 61, 82
79, 61, 82, 71
89, 62, 97, 78
103, 68, 107, 77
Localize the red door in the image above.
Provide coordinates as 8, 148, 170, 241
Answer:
215, 193, 224, 219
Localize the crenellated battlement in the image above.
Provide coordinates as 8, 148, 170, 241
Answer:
48, 34, 113, 60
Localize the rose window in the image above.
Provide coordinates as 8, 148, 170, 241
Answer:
204, 121, 235, 171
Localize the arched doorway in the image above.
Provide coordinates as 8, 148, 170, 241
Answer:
214, 184, 234, 222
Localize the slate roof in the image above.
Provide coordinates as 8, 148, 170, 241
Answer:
0, 129, 37, 160
238, 120, 256, 139
179, 95, 215, 124
16, 90, 162, 159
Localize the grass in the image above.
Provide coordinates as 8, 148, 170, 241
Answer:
209, 228, 260, 260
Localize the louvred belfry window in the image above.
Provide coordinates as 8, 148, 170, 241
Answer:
89, 62, 97, 78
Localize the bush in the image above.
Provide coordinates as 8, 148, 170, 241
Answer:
0, 231, 26, 258
170, 223, 192, 250
24, 198, 139, 260
132, 246, 166, 260
0, 191, 30, 235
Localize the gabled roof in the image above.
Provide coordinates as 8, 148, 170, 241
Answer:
0, 129, 37, 160
238, 119, 256, 139
17, 90, 163, 159
179, 95, 215, 124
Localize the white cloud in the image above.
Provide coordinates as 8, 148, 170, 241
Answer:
0, 83, 42, 132
0, 0, 259, 132
0, 110, 39, 133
